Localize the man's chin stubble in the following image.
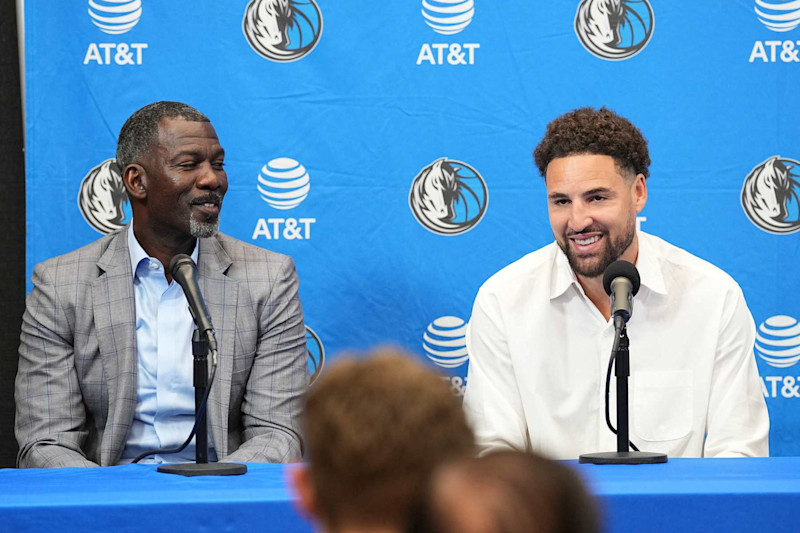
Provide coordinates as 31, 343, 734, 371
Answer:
189, 216, 220, 238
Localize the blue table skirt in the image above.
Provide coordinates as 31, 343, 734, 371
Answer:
576, 457, 800, 532
1, 458, 799, 532
0, 462, 313, 532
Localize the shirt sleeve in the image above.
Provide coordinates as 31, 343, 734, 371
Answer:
704, 284, 770, 457
463, 285, 531, 454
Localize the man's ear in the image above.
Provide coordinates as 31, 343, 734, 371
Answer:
633, 173, 648, 213
123, 164, 147, 200
287, 463, 320, 521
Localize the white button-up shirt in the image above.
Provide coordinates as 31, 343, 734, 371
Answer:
463, 232, 769, 459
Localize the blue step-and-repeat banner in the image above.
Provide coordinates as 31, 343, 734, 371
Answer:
24, 1, 800, 456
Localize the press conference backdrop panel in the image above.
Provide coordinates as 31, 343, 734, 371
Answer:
24, 1, 800, 455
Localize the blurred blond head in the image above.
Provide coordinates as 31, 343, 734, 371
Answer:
291, 348, 475, 533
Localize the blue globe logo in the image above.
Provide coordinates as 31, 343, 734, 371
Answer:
423, 316, 469, 368
88, 0, 143, 35
421, 0, 475, 35
755, 0, 800, 32
257, 157, 311, 210
755, 315, 800, 368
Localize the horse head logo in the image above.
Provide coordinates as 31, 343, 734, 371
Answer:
742, 156, 800, 234
409, 158, 488, 236
243, 0, 322, 62
575, 0, 654, 60
78, 159, 131, 234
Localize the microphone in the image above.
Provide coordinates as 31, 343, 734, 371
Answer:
169, 254, 218, 355
602, 260, 641, 327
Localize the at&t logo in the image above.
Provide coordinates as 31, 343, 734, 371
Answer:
243, 0, 323, 62
306, 326, 325, 385
89, 0, 142, 34
756, 315, 800, 399
409, 158, 488, 236
252, 157, 317, 240
423, 316, 469, 396
84, 0, 148, 65
750, 0, 800, 62
78, 159, 131, 234
574, 0, 654, 61
741, 156, 800, 234
417, 0, 480, 66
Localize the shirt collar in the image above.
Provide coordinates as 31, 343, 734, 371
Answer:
127, 223, 199, 277
549, 231, 667, 300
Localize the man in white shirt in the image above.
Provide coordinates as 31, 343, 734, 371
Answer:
463, 107, 769, 459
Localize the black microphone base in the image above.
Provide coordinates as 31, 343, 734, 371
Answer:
578, 451, 667, 465
157, 462, 248, 477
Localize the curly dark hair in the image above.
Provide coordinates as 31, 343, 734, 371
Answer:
116, 101, 209, 171
533, 107, 650, 179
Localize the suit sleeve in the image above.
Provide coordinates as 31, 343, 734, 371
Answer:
15, 263, 99, 468
463, 285, 530, 455
223, 255, 308, 463
704, 285, 770, 457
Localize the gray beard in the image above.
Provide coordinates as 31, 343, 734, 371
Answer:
190, 216, 220, 238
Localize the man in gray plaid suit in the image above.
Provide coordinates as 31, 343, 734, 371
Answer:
15, 101, 308, 467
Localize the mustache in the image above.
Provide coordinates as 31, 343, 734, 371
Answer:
566, 225, 606, 237
191, 192, 224, 206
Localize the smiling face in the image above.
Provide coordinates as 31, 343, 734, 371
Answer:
130, 117, 228, 245
546, 154, 647, 279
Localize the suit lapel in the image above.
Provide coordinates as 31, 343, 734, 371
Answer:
93, 229, 137, 466
198, 236, 236, 458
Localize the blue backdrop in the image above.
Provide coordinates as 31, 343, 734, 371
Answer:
24, 0, 800, 456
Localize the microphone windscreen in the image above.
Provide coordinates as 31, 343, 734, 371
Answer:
602, 260, 641, 296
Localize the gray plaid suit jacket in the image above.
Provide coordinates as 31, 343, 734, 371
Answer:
15, 228, 308, 467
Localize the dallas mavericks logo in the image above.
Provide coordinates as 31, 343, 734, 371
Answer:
409, 158, 488, 236
422, 0, 475, 35
78, 159, 131, 234
243, 0, 323, 62
423, 316, 469, 369
574, 0, 654, 60
257, 157, 310, 209
88, 0, 143, 35
755, 315, 800, 368
306, 326, 325, 384
755, 0, 800, 32
741, 156, 800, 234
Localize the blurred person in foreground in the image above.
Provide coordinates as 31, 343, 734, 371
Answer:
290, 350, 475, 533
409, 450, 600, 533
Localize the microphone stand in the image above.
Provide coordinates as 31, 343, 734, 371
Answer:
158, 329, 247, 476
579, 318, 668, 465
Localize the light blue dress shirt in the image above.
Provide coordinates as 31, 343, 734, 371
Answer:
119, 224, 217, 464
